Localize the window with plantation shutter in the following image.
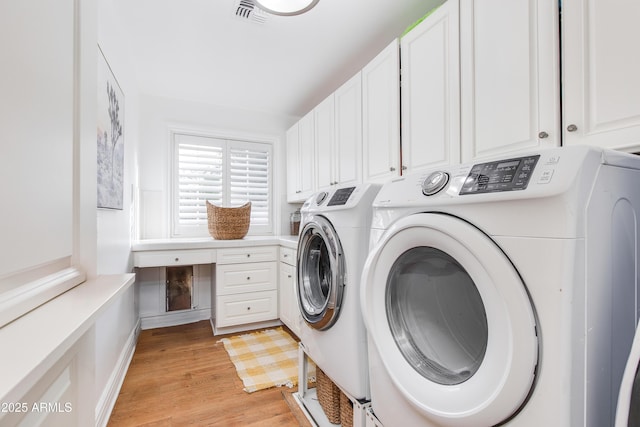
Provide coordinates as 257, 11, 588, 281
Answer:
172, 133, 273, 237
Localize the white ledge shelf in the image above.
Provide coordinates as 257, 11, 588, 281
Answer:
0, 274, 135, 403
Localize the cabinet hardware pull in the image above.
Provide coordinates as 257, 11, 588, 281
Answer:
246, 276, 251, 280
247, 254, 251, 257
247, 307, 251, 311
538, 131, 549, 139
402, 165, 407, 171
175, 258, 179, 262
389, 166, 396, 172
567, 124, 578, 132
288, 274, 292, 278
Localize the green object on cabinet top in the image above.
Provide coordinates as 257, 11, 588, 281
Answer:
401, 3, 443, 38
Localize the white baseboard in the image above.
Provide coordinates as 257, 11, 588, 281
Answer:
95, 318, 141, 427
140, 308, 212, 330
212, 318, 283, 336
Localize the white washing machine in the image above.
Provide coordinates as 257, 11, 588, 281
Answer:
297, 183, 381, 400
360, 146, 640, 426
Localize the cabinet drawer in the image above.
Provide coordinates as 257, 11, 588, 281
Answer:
217, 246, 278, 264
216, 290, 278, 328
280, 247, 297, 266
216, 261, 277, 295
134, 249, 217, 268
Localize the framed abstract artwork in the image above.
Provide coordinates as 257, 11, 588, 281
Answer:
97, 45, 124, 210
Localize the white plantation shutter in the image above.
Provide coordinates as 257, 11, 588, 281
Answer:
229, 144, 270, 227
177, 137, 224, 226
172, 133, 273, 237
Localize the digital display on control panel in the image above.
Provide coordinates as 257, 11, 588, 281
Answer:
460, 155, 540, 195
327, 187, 356, 206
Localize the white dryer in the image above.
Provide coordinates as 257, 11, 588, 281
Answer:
297, 183, 380, 400
616, 323, 640, 426
360, 146, 640, 426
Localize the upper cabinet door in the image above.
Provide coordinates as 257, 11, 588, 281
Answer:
297, 111, 316, 200
362, 39, 401, 184
286, 112, 315, 203
334, 72, 363, 187
314, 93, 335, 192
285, 123, 300, 202
401, 0, 461, 174
460, 0, 560, 162
562, 0, 640, 152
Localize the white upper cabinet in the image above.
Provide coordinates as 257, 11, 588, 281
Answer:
401, 0, 461, 173
286, 111, 315, 203
459, 0, 560, 162
315, 72, 363, 192
298, 112, 315, 199
562, 0, 640, 152
314, 92, 336, 191
362, 39, 401, 183
285, 123, 300, 202
334, 72, 363, 187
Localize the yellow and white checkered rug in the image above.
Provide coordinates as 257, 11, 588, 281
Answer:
219, 327, 315, 393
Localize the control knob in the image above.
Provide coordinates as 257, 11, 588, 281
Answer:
316, 192, 328, 205
422, 171, 449, 196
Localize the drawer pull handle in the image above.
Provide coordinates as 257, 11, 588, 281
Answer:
247, 276, 251, 280
247, 254, 251, 258
175, 258, 179, 262
283, 254, 289, 258
287, 274, 292, 278
247, 306, 251, 311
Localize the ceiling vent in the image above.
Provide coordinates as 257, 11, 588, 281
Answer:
233, 0, 269, 24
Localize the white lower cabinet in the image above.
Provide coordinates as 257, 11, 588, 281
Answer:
279, 246, 301, 337
216, 290, 278, 328
214, 246, 279, 330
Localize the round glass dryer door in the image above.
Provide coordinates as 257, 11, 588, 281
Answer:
361, 213, 538, 427
297, 215, 345, 330
386, 246, 488, 386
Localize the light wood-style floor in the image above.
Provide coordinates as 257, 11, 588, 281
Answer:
108, 321, 311, 426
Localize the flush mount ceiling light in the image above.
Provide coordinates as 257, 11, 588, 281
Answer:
254, 0, 319, 16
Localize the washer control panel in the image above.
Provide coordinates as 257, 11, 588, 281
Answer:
327, 186, 356, 206
460, 155, 540, 195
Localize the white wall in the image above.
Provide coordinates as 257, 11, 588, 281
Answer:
137, 94, 299, 239
97, 1, 138, 275
95, 1, 140, 424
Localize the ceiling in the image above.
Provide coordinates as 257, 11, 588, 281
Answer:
112, 0, 445, 119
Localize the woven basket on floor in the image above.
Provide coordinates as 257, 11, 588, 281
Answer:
340, 391, 353, 427
206, 201, 251, 240
317, 368, 341, 424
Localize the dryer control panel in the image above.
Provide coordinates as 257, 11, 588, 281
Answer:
327, 186, 356, 206
460, 155, 540, 195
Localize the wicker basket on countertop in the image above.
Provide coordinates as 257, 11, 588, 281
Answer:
206, 201, 251, 240
317, 368, 341, 424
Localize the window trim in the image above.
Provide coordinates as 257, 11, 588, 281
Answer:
169, 128, 275, 238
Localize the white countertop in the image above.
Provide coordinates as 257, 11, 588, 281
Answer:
132, 235, 299, 251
